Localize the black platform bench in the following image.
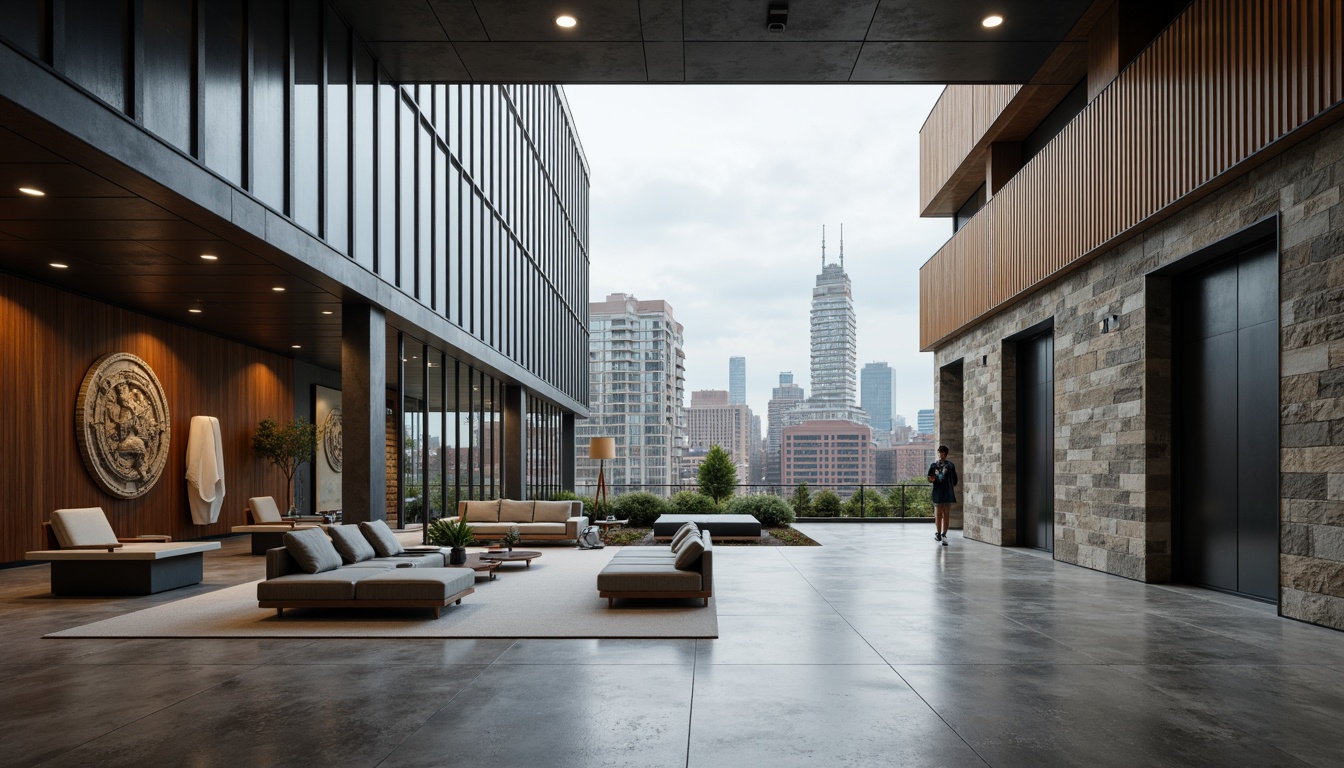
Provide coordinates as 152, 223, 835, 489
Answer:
652, 514, 762, 540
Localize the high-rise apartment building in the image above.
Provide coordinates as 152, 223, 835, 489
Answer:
765, 372, 805, 486
578, 294, 685, 497
781, 420, 874, 496
729, 356, 746, 405
917, 409, 935, 435
861, 362, 895, 434
685, 389, 752, 480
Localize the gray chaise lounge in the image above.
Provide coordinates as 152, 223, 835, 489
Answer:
597, 528, 713, 607
230, 496, 322, 555
257, 522, 473, 618
26, 507, 222, 595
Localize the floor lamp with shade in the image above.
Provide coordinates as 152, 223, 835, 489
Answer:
589, 437, 615, 511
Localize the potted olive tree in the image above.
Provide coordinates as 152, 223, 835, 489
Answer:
252, 418, 317, 516
428, 516, 476, 565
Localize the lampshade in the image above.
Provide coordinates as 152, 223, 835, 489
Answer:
588, 437, 615, 460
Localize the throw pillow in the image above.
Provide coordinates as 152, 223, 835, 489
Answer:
359, 519, 404, 557
327, 524, 376, 563
463, 500, 500, 523
499, 499, 535, 523
283, 527, 343, 574
670, 522, 699, 551
532, 500, 573, 523
673, 534, 704, 570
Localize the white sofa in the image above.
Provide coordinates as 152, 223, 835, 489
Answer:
26, 507, 221, 595
450, 499, 587, 542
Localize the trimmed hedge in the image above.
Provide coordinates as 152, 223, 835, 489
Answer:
724, 495, 796, 527
670, 491, 719, 515
611, 491, 669, 527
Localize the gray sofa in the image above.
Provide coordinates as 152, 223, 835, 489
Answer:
451, 499, 588, 542
257, 522, 473, 618
597, 529, 713, 607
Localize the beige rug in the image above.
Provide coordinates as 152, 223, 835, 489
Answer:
47, 546, 717, 639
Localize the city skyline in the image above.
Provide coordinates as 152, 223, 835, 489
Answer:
564, 85, 948, 422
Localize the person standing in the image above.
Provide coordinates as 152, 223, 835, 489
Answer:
927, 446, 958, 546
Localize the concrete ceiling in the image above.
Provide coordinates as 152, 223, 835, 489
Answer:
332, 0, 1099, 84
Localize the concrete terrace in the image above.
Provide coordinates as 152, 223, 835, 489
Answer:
2, 524, 1342, 767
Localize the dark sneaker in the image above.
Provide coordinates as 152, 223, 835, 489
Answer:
934, 532, 942, 542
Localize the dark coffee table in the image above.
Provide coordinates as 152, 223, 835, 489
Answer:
462, 554, 501, 580
479, 550, 542, 568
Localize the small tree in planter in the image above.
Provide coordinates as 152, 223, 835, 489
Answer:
252, 418, 317, 515
697, 445, 738, 505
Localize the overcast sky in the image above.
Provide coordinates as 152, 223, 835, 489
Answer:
564, 84, 951, 425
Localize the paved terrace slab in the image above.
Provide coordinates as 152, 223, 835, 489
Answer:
1, 525, 1342, 767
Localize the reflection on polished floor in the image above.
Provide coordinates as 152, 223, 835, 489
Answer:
2, 524, 1342, 767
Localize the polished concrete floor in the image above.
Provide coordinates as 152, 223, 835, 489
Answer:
2, 524, 1343, 768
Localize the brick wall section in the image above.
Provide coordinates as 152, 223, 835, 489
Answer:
385, 414, 398, 525
933, 119, 1344, 630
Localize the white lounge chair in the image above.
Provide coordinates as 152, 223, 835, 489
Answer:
230, 496, 322, 555
26, 507, 221, 595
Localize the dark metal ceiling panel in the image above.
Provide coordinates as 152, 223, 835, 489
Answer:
645, 41, 686, 81
427, 0, 489, 41
683, 0, 880, 42
453, 42, 649, 82
0, 219, 215, 241
0, 163, 133, 197
470, 0, 644, 40
0, 127, 65, 163
867, 0, 1094, 41
0, 197, 175, 221
640, 0, 683, 41
363, 42, 473, 82
853, 41, 1058, 83
685, 42, 863, 82
329, 0, 449, 41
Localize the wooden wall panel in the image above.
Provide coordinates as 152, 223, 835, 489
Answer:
920, 0, 1344, 350
919, 84, 1022, 212
0, 272, 294, 564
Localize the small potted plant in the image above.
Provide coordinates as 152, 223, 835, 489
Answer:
427, 516, 476, 566
501, 525, 521, 552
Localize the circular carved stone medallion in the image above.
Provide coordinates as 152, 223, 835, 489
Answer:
75, 353, 171, 499
322, 406, 343, 473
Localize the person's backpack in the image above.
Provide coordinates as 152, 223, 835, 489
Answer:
576, 525, 604, 549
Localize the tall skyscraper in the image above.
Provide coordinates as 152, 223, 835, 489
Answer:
685, 389, 752, 481
787, 226, 868, 427
861, 362, 895, 433
917, 409, 935, 435
578, 293, 686, 497
729, 356, 746, 405
766, 371, 805, 486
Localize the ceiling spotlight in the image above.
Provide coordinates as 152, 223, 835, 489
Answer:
200, 254, 218, 261
188, 308, 203, 314
272, 286, 285, 292
19, 187, 45, 196
321, 310, 333, 315
49, 262, 68, 269
982, 14, 1003, 27
555, 14, 577, 28
291, 344, 302, 349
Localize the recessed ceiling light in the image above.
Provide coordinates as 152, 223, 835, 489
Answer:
321, 310, 333, 315
412, 356, 418, 360
272, 286, 285, 292
555, 14, 577, 28
19, 187, 45, 196
49, 262, 68, 269
188, 308, 203, 314
200, 254, 218, 261
291, 344, 302, 349
982, 14, 1003, 27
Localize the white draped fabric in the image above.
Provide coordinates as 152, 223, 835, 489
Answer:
185, 416, 225, 525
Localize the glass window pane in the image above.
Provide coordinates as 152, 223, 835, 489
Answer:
377, 80, 396, 277
203, 0, 244, 185
292, 0, 321, 232
398, 95, 415, 291
62, 0, 128, 112
324, 12, 349, 252
419, 124, 432, 303
434, 144, 447, 315
250, 0, 286, 210
142, 0, 193, 152
352, 44, 375, 268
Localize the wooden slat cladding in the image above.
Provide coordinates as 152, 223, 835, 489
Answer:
920, 0, 1344, 350
919, 85, 1022, 213
0, 272, 294, 564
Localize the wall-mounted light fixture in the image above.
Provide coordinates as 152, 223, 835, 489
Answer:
767, 3, 788, 32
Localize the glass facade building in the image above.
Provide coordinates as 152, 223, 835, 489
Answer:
0, 0, 588, 532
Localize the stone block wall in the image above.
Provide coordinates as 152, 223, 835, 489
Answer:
932, 117, 1344, 630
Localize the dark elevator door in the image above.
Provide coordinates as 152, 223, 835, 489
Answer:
1018, 330, 1054, 551
1176, 241, 1279, 601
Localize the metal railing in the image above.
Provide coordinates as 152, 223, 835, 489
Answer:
575, 483, 934, 519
